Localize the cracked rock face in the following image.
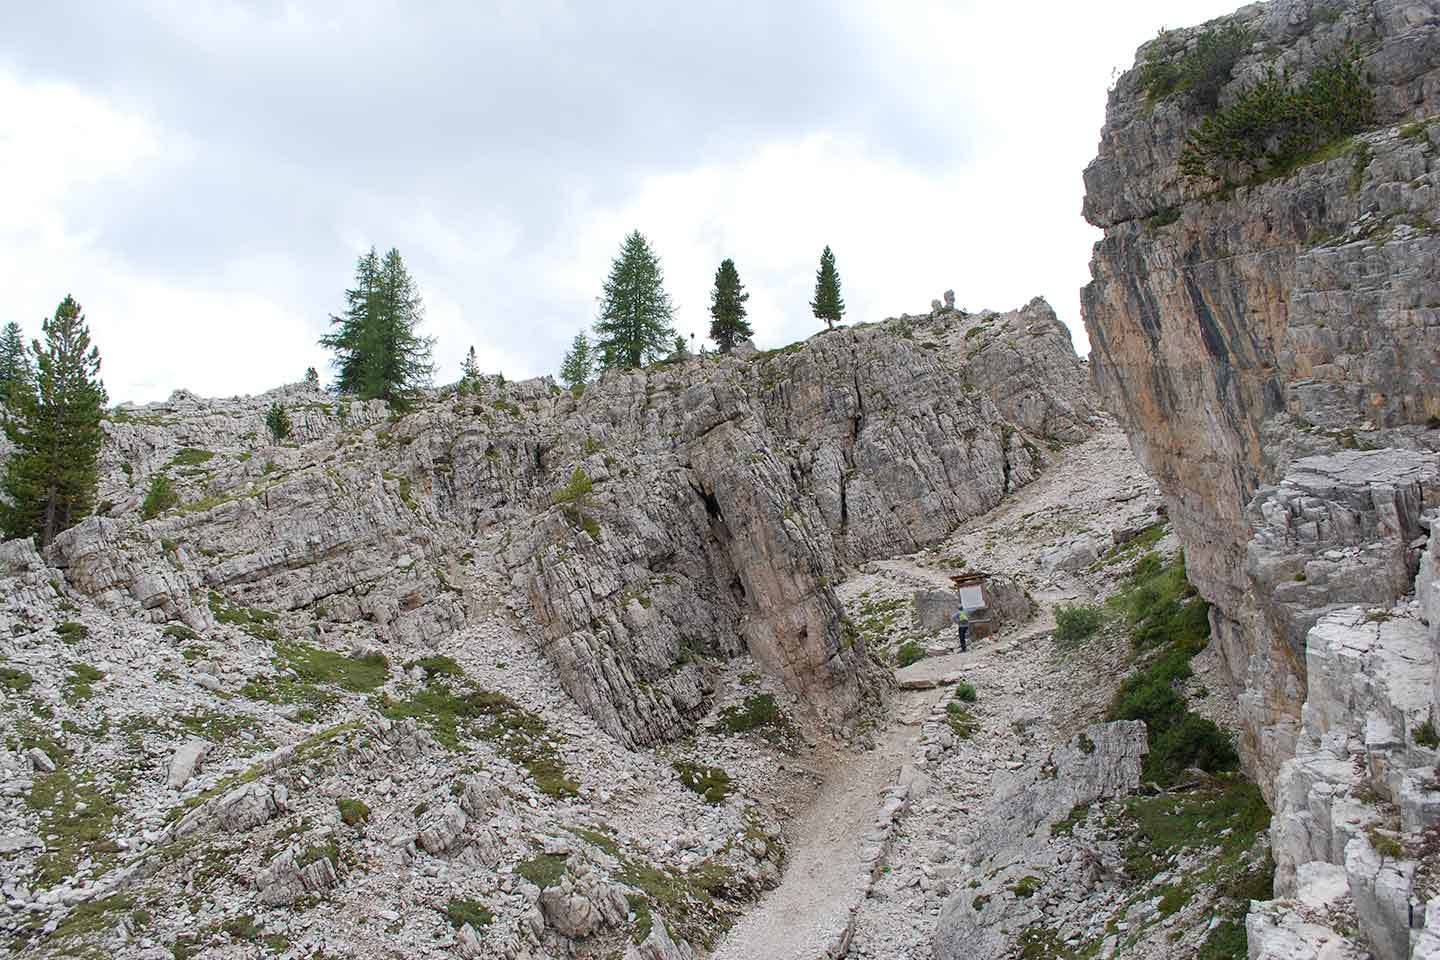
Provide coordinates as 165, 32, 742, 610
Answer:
29, 302, 1093, 749
1081, 0, 1440, 789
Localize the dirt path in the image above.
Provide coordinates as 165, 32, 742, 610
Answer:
712, 425, 1163, 959
710, 679, 952, 960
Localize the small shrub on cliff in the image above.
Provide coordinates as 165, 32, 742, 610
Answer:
1179, 51, 1374, 185
141, 474, 178, 520
1414, 719, 1440, 749
1137, 23, 1253, 109
265, 402, 292, 442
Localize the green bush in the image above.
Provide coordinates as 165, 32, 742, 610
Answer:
1415, 719, 1440, 749
141, 474, 178, 520
896, 641, 926, 667
1180, 52, 1374, 184
953, 682, 978, 703
1138, 23, 1253, 108
1147, 713, 1239, 783
336, 797, 370, 826
1053, 604, 1104, 647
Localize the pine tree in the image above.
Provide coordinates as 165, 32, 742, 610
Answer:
1, 296, 108, 545
265, 401, 292, 442
319, 247, 434, 407
559, 331, 594, 389
810, 246, 845, 330
708, 258, 752, 353
0, 322, 31, 404
594, 231, 676, 370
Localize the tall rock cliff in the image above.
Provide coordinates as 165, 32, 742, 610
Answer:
1084, 2, 1440, 956
1083, 0, 1440, 786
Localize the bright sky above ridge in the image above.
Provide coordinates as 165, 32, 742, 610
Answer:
1, 1, 1239, 404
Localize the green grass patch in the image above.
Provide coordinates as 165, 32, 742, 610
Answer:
336, 797, 370, 826
1122, 777, 1271, 884
444, 897, 493, 929
516, 852, 569, 889
405, 655, 465, 679
55, 621, 89, 644
169, 448, 215, 468
719, 694, 782, 735
1414, 719, 1440, 748
163, 623, 202, 643
208, 592, 282, 642
673, 760, 734, 804
380, 677, 578, 798
953, 681, 978, 703
141, 474, 179, 519
1009, 875, 1042, 898
1052, 803, 1090, 838
1, 665, 35, 693
63, 662, 105, 704
1104, 552, 1235, 784
27, 767, 122, 886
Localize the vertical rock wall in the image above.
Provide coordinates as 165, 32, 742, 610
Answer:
1082, 0, 1440, 787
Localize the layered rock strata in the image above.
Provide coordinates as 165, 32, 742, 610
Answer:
1082, 0, 1440, 787
15, 300, 1095, 748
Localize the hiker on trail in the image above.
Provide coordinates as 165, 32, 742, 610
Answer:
951, 607, 970, 653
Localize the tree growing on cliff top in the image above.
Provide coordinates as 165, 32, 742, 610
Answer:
0, 321, 31, 405
459, 346, 482, 395
559, 331, 594, 389
708, 258, 752, 353
594, 231, 675, 370
320, 247, 435, 407
2, 296, 108, 545
810, 246, 845, 330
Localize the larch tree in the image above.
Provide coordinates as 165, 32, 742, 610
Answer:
1, 296, 108, 545
319, 247, 434, 407
593, 231, 676, 370
559, 331, 594, 389
810, 245, 845, 330
707, 258, 752, 353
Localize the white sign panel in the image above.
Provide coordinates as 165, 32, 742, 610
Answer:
959, 585, 986, 611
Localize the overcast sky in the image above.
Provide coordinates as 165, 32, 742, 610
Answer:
0, 1, 1236, 404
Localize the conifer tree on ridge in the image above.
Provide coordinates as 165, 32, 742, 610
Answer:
1, 296, 108, 545
810, 245, 845, 330
594, 231, 676, 370
708, 258, 752, 353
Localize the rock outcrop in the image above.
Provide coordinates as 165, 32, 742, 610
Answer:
1082, 0, 1440, 788
23, 301, 1094, 749
1083, 1, 1440, 956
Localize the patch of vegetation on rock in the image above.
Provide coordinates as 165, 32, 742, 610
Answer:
444, 897, 493, 929
673, 760, 733, 804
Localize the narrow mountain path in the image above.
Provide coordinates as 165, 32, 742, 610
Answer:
712, 425, 1164, 959
711, 674, 955, 960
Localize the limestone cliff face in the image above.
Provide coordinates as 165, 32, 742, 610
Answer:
23, 300, 1095, 749
1082, 0, 1440, 786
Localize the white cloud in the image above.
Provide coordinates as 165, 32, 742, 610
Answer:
1, 0, 1243, 402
